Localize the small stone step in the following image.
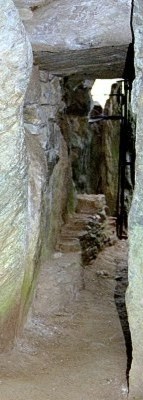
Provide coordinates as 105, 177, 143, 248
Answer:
60, 229, 88, 240
65, 221, 88, 232
56, 239, 81, 253
67, 213, 98, 231
55, 195, 111, 257
108, 217, 117, 225
76, 194, 106, 215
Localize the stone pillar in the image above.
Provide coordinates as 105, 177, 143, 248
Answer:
0, 0, 32, 348
126, 0, 143, 398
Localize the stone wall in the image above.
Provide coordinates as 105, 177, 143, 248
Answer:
21, 66, 73, 318
126, 0, 143, 398
0, 6, 73, 346
0, 0, 32, 349
59, 76, 94, 194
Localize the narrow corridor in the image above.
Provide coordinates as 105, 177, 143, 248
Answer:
0, 237, 128, 400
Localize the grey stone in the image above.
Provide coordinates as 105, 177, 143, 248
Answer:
40, 77, 63, 105
0, 0, 32, 349
126, 0, 143, 398
14, 0, 131, 77
25, 66, 41, 104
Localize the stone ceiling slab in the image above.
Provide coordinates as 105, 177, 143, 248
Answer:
14, 0, 132, 77
33, 45, 128, 78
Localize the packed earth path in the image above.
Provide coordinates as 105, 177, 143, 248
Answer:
0, 239, 128, 400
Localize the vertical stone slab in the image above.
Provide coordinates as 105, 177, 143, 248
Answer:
24, 67, 64, 261
0, 0, 32, 348
126, 0, 143, 398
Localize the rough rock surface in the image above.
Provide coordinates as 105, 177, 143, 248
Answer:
0, 0, 32, 348
0, 240, 128, 400
59, 76, 94, 194
60, 77, 120, 215
24, 66, 73, 258
14, 0, 132, 77
126, 0, 143, 398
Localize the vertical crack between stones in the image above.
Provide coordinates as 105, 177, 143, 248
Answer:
130, 0, 135, 46
124, 0, 135, 393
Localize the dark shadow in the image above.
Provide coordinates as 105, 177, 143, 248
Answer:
123, 0, 135, 83
123, 43, 135, 83
114, 254, 132, 388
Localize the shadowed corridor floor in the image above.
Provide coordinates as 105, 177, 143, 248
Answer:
0, 240, 128, 400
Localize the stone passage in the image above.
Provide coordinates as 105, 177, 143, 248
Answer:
0, 0, 32, 349
0, 0, 134, 352
21, 193, 116, 319
0, 239, 128, 400
0, 1, 140, 399
126, 0, 143, 395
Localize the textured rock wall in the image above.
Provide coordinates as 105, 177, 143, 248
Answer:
126, 1, 143, 398
23, 67, 72, 262
0, 0, 32, 348
0, 6, 72, 346
59, 76, 93, 195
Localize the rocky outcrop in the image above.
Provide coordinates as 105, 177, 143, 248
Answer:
126, 1, 143, 398
0, 0, 32, 349
14, 0, 131, 77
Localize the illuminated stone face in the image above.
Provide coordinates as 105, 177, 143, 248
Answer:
0, 0, 32, 349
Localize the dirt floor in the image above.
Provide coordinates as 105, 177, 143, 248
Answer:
0, 240, 129, 400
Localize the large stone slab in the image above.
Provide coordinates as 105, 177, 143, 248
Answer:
24, 65, 73, 261
14, 0, 132, 77
0, 0, 32, 348
126, 0, 143, 398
